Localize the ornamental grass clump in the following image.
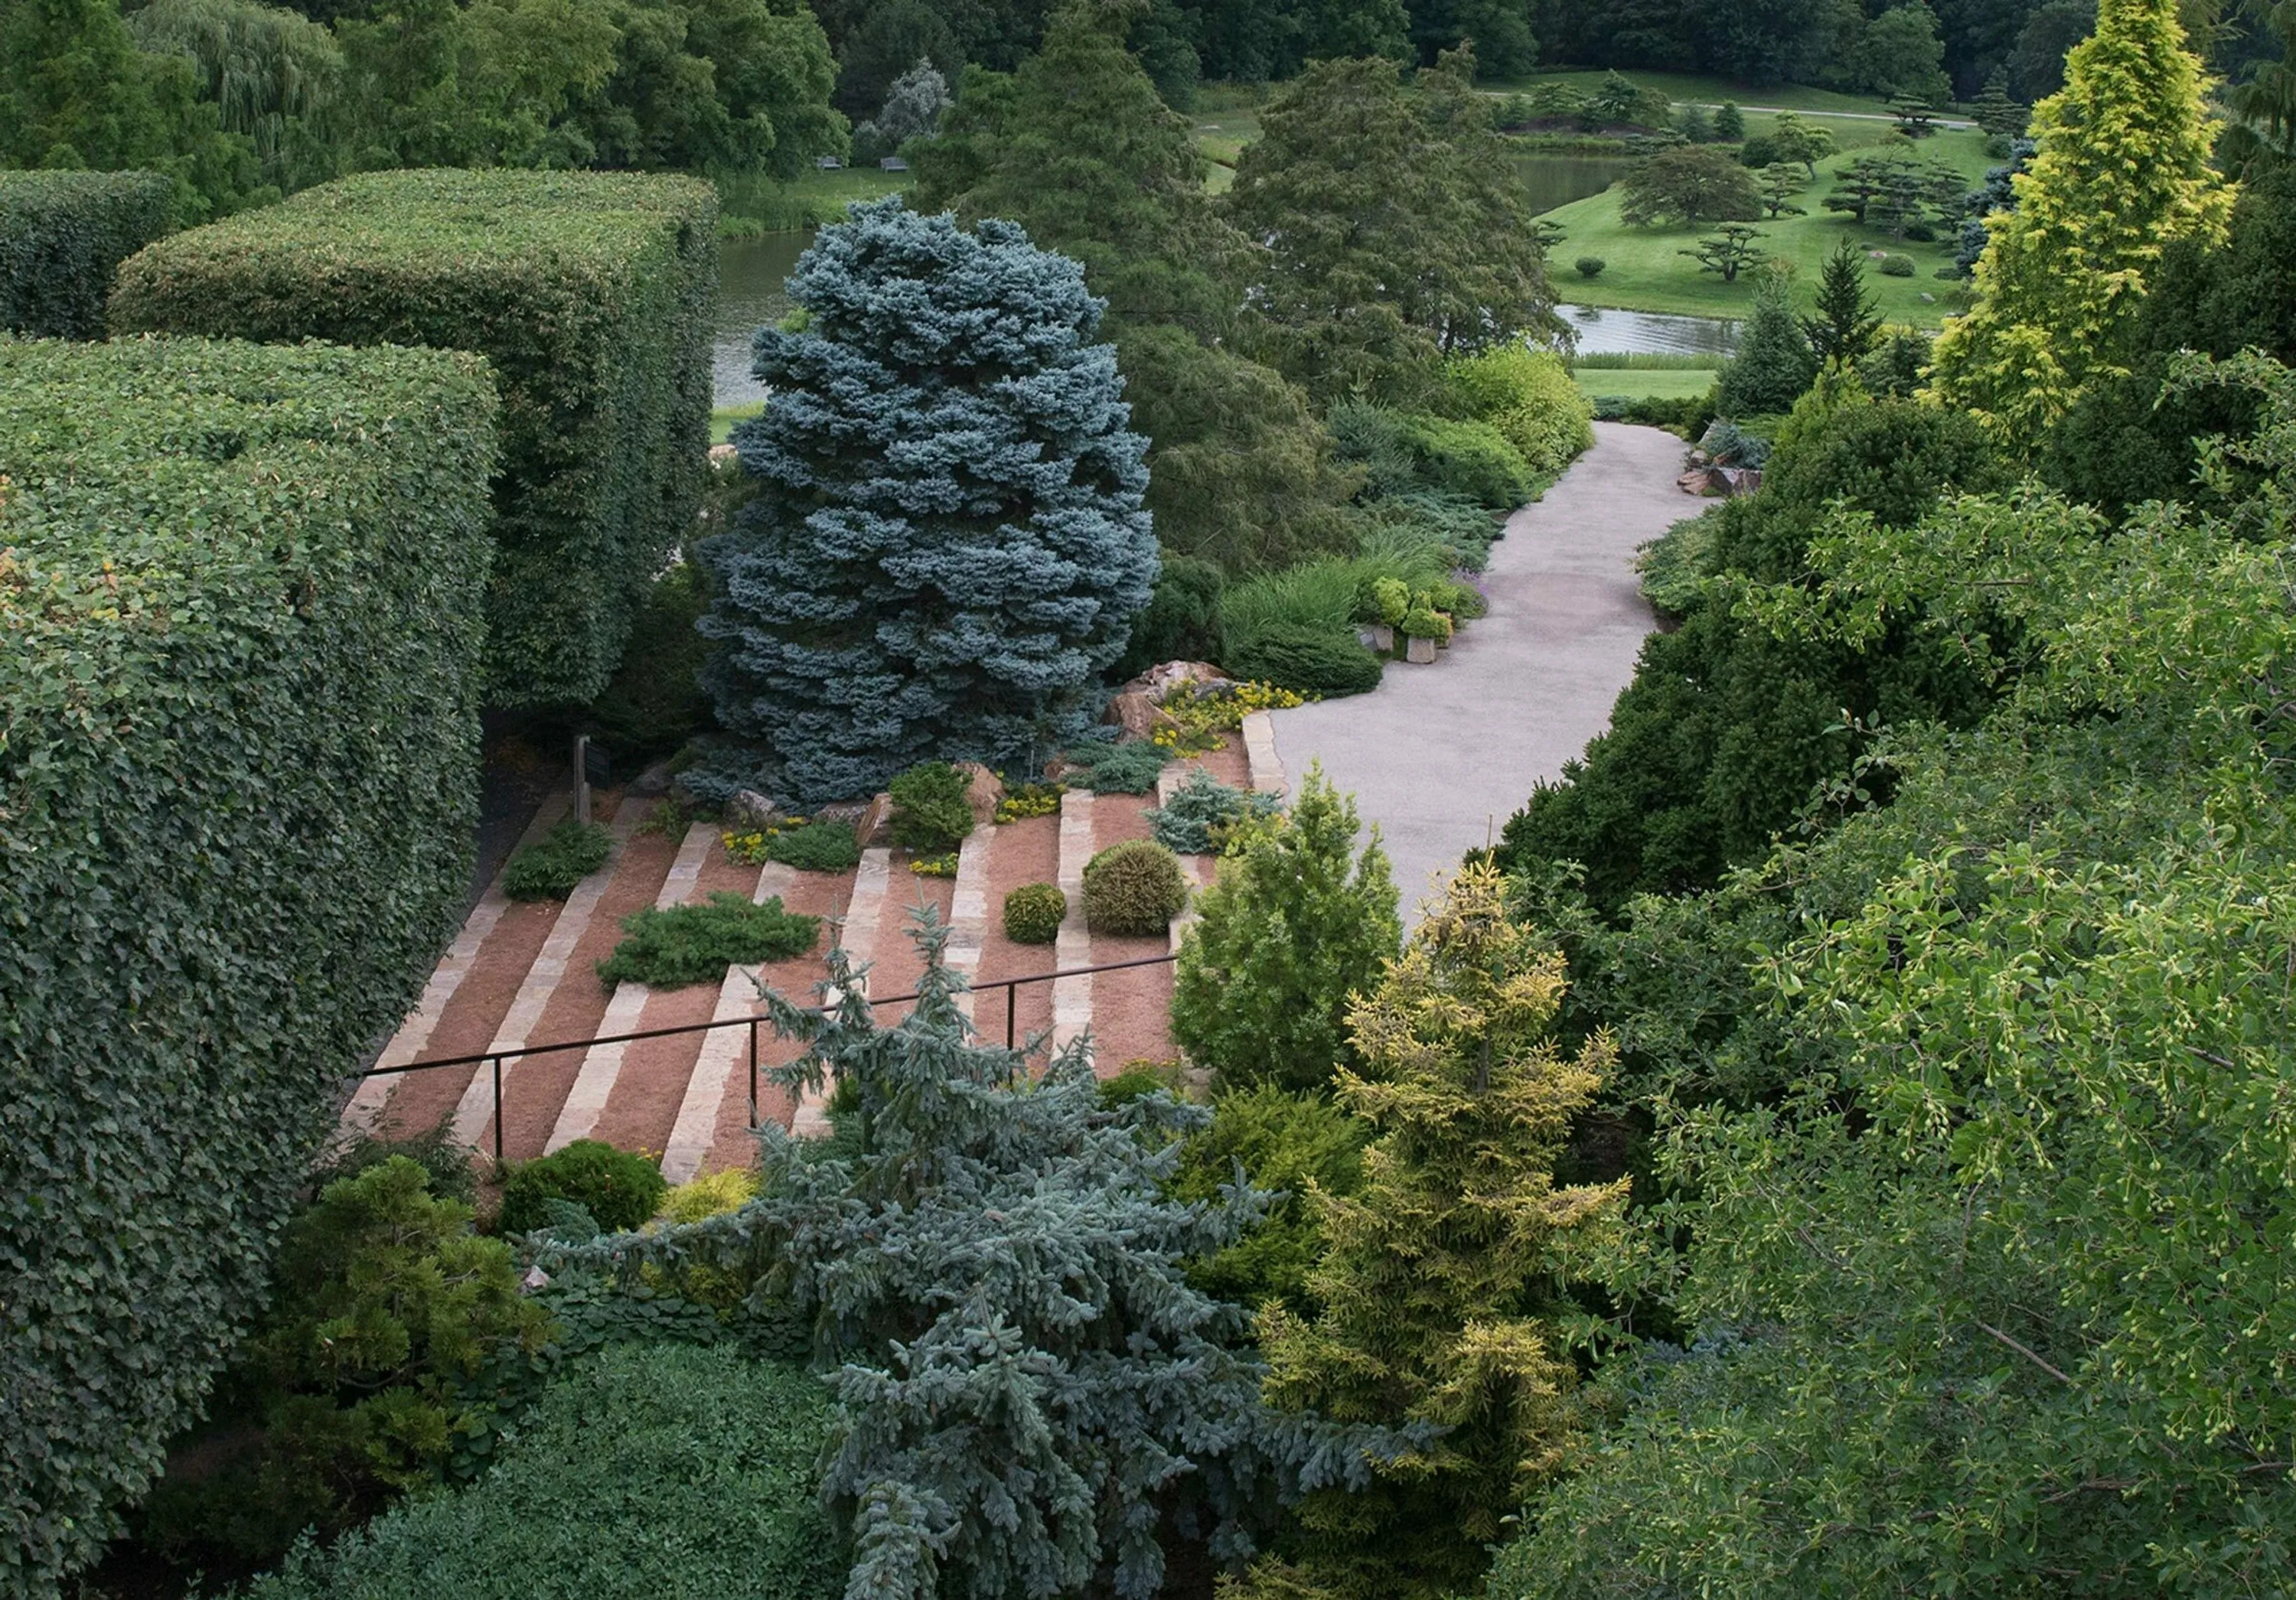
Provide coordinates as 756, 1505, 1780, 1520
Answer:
1082, 839, 1191, 935
595, 893, 820, 988
1001, 882, 1068, 944
504, 820, 614, 901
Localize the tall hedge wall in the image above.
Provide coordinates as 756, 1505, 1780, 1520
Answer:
0, 171, 174, 338
0, 335, 498, 1598
109, 168, 717, 705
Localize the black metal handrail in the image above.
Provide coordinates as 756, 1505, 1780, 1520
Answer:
357, 952, 1181, 1162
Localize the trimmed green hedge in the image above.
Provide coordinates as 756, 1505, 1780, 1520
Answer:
0, 171, 174, 337
0, 335, 498, 1595
244, 1343, 849, 1600
109, 168, 718, 705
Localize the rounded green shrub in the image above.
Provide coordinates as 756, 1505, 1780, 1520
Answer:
498, 1139, 666, 1235
1877, 253, 1917, 277
1575, 256, 1606, 278
1081, 839, 1191, 936
504, 819, 612, 901
1003, 882, 1068, 944
1225, 624, 1384, 698
889, 761, 975, 854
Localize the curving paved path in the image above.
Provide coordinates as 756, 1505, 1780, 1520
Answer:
1267, 421, 1688, 921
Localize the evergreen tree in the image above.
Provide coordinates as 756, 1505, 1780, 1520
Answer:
1712, 98, 1744, 141
1756, 161, 1807, 217
569, 915, 1402, 1600
1929, 0, 2234, 446
913, 5, 1360, 572
1238, 862, 1631, 1600
1172, 766, 1403, 1094
1223, 47, 1560, 403
1971, 64, 2026, 136
1717, 272, 1818, 415
698, 198, 1156, 803
1679, 220, 1766, 282
1800, 235, 1882, 363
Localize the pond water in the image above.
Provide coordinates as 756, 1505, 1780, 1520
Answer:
1554, 303, 1740, 357
715, 234, 809, 406
1513, 152, 1636, 215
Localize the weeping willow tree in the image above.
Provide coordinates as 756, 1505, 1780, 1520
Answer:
127, 0, 342, 192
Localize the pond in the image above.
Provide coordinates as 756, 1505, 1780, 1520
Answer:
1513, 152, 1636, 216
1553, 303, 1740, 357
715, 234, 809, 406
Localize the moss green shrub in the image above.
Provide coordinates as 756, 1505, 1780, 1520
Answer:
0, 334, 495, 1592
109, 168, 718, 705
0, 170, 174, 337
594, 893, 820, 988
1172, 1085, 1371, 1310
585, 562, 712, 763
1575, 255, 1606, 277
1082, 839, 1191, 936
500, 1140, 667, 1235
242, 1344, 847, 1600
1062, 739, 1172, 794
1225, 623, 1384, 697
503, 819, 612, 901
1399, 412, 1538, 508
1446, 344, 1596, 478
1003, 882, 1069, 944
888, 760, 975, 853
765, 818, 863, 872
1877, 253, 1918, 276
1366, 575, 1411, 626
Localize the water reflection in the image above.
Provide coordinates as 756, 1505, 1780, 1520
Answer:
715, 234, 809, 406
1554, 303, 1740, 357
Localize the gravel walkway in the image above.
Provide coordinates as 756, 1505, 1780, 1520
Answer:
1267, 421, 1688, 922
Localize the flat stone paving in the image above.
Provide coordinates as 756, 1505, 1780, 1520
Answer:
1268, 422, 1688, 923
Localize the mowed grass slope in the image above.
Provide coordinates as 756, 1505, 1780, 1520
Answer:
1538, 126, 1998, 326
1482, 69, 1969, 121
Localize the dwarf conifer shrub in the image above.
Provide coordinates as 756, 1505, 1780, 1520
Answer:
0, 336, 496, 1594
766, 819, 863, 873
0, 170, 174, 336
1225, 623, 1384, 698
109, 168, 717, 705
1083, 839, 1191, 935
500, 1141, 667, 1236
503, 819, 612, 901
887, 761, 975, 854
1146, 770, 1280, 855
697, 199, 1156, 803
1061, 738, 1172, 795
1001, 882, 1068, 944
595, 894, 820, 988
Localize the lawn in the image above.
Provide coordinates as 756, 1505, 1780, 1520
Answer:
1570, 367, 1718, 402
1538, 125, 1998, 327
1191, 86, 1264, 194
711, 402, 765, 444
718, 166, 911, 231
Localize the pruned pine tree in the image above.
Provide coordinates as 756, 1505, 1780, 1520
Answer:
1238, 862, 1632, 1600
1929, 0, 2234, 446
699, 197, 1156, 803
556, 912, 1407, 1600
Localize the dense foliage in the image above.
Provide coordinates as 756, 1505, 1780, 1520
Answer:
1169, 1084, 1370, 1312
502, 818, 612, 901
135, 1159, 553, 1574
556, 920, 1401, 1599
244, 1343, 849, 1599
698, 198, 1156, 803
1490, 353, 2296, 1595
886, 761, 977, 855
0, 170, 173, 337
1081, 837, 1193, 935
109, 167, 716, 705
500, 1139, 670, 1234
1172, 768, 1401, 1092
1000, 881, 1068, 943
0, 336, 496, 1596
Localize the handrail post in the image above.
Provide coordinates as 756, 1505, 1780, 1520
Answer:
748, 1018, 758, 1130
492, 1056, 504, 1167
1006, 982, 1016, 1050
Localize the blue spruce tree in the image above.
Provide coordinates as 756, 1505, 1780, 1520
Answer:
700, 197, 1158, 803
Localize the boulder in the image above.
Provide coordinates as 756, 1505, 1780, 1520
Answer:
725, 789, 781, 830
1137, 659, 1232, 697
952, 761, 1006, 826
629, 760, 674, 797
1105, 690, 1181, 740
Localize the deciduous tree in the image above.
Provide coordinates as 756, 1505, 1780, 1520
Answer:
1619, 143, 1763, 226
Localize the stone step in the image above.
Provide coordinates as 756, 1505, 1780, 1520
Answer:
782, 846, 892, 1140
543, 820, 716, 1154
1051, 790, 1094, 1059
659, 859, 802, 1181
449, 802, 647, 1153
